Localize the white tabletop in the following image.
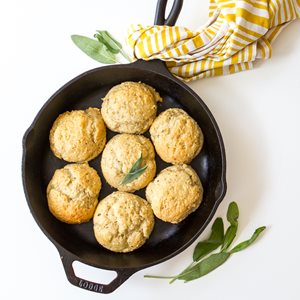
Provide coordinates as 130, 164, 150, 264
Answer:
1, 0, 300, 299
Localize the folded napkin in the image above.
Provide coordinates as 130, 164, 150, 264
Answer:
127, 0, 300, 81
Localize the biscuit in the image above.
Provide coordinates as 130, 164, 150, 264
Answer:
93, 191, 154, 253
145, 164, 203, 224
50, 107, 106, 162
101, 134, 156, 192
101, 81, 162, 134
47, 163, 101, 224
150, 108, 204, 164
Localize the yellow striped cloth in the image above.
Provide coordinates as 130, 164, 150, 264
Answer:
127, 0, 300, 81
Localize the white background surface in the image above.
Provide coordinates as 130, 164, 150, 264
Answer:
1, 0, 300, 299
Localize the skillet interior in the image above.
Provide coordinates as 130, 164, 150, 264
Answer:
22, 60, 226, 270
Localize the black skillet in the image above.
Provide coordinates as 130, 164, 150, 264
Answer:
22, 0, 226, 294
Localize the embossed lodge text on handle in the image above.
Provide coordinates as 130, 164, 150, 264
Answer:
58, 248, 136, 294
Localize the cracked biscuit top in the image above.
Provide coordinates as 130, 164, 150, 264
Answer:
93, 191, 154, 253
101, 81, 162, 134
146, 164, 203, 224
47, 163, 101, 224
49, 108, 106, 162
150, 108, 204, 164
101, 134, 156, 192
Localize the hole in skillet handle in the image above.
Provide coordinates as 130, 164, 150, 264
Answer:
58, 247, 138, 294
154, 0, 183, 26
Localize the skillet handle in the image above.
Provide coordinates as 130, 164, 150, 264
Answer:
130, 1, 183, 77
58, 248, 136, 294
154, 0, 183, 25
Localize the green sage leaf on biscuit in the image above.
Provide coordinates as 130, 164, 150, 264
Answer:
121, 154, 148, 185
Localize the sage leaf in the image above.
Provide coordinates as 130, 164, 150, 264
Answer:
230, 226, 266, 253
168, 262, 194, 284
227, 202, 239, 225
222, 202, 239, 251
222, 225, 238, 251
93, 34, 107, 48
121, 166, 147, 185
193, 218, 224, 262
178, 252, 231, 282
95, 30, 131, 62
128, 154, 143, 173
95, 30, 122, 54
71, 35, 117, 64
101, 30, 131, 62
120, 154, 147, 185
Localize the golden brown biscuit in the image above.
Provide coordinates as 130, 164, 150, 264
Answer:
50, 108, 106, 162
93, 191, 154, 253
145, 164, 203, 223
47, 163, 101, 224
150, 108, 204, 164
101, 81, 162, 134
101, 134, 156, 192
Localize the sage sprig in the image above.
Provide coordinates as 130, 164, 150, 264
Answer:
71, 30, 131, 64
120, 154, 148, 185
144, 201, 266, 283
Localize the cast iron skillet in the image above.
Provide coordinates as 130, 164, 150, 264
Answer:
22, 0, 226, 294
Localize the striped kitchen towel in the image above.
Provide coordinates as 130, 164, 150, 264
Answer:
127, 0, 300, 81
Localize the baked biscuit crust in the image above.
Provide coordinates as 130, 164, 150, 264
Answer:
101, 134, 156, 192
146, 164, 203, 224
93, 192, 154, 253
150, 108, 204, 164
101, 81, 162, 134
47, 163, 101, 224
50, 108, 106, 162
